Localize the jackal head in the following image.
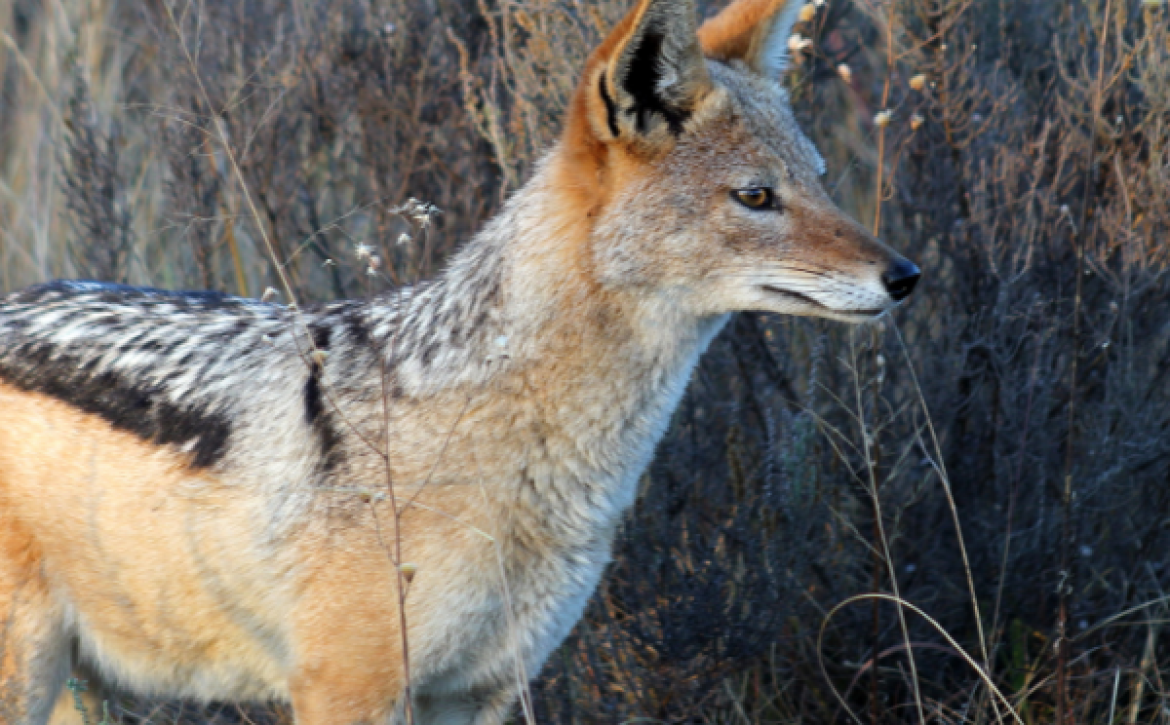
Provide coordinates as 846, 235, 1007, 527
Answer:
557, 0, 919, 322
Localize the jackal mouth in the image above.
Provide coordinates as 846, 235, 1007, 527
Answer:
760, 285, 886, 319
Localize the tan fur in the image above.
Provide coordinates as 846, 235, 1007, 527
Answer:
699, 0, 805, 76
0, 0, 918, 722
698, 0, 783, 65
0, 385, 289, 706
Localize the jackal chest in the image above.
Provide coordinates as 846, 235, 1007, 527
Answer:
403, 504, 617, 694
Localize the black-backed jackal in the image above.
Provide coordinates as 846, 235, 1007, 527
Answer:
0, 0, 919, 721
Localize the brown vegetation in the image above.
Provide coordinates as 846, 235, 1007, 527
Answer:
2, 0, 1169, 721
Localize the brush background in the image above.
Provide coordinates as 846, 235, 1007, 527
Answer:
2, 0, 1170, 722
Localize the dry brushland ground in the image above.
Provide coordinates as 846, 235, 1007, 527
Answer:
2, 0, 1170, 722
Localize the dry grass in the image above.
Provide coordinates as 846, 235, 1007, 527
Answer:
4, 0, 1170, 722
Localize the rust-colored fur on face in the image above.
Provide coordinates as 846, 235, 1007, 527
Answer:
0, 0, 918, 723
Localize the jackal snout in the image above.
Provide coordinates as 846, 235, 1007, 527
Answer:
763, 196, 921, 320
823, 209, 920, 304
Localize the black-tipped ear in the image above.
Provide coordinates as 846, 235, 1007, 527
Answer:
601, 0, 711, 140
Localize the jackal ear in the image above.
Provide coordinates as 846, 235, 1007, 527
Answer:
698, 0, 805, 79
590, 0, 711, 142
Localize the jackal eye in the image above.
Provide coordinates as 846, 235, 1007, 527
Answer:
732, 188, 778, 211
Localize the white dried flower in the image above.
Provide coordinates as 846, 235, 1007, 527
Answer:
397, 233, 412, 247
787, 34, 813, 56
261, 287, 279, 303
873, 110, 892, 128
837, 64, 852, 83
323, 258, 336, 267
368, 255, 382, 270
910, 113, 924, 131
399, 198, 440, 228
355, 243, 373, 261
400, 562, 418, 583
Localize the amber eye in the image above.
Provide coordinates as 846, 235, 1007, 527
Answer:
732, 187, 777, 210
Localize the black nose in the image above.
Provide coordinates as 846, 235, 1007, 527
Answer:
882, 259, 920, 302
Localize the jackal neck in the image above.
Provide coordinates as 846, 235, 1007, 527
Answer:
361, 152, 724, 401
357, 152, 728, 538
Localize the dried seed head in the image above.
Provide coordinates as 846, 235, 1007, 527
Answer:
837, 64, 852, 83
399, 198, 441, 228
798, 3, 817, 23
355, 243, 373, 261
261, 287, 279, 303
910, 113, 924, 131
397, 233, 412, 247
787, 34, 814, 53
310, 350, 329, 366
873, 110, 892, 128
323, 258, 336, 267
909, 74, 927, 92
400, 562, 418, 583
368, 255, 382, 270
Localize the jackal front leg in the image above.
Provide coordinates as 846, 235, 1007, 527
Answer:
0, 532, 73, 725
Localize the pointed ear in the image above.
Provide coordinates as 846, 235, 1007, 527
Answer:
697, 0, 805, 79
574, 0, 711, 146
